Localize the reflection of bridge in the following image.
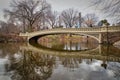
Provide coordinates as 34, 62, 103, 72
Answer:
20, 43, 120, 62
20, 26, 120, 44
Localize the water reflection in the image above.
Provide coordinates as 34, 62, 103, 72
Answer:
0, 41, 120, 80
0, 43, 55, 80
8, 51, 55, 80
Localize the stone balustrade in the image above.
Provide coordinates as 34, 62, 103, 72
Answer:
20, 26, 120, 37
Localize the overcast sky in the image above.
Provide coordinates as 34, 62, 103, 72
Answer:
0, 0, 104, 21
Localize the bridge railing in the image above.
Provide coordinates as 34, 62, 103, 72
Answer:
107, 26, 120, 31
39, 27, 102, 32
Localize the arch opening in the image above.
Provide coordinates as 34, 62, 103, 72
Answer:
29, 33, 99, 44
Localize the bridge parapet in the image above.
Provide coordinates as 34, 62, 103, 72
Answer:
107, 26, 120, 32
19, 32, 29, 37
20, 26, 120, 36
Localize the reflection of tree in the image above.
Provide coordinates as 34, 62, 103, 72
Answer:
101, 61, 107, 69
100, 45, 109, 69
38, 36, 65, 50
101, 45, 120, 57
107, 62, 120, 79
60, 57, 81, 69
0, 43, 22, 58
100, 45, 120, 69
7, 50, 55, 80
85, 59, 93, 65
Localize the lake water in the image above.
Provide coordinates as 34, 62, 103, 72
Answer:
0, 35, 120, 80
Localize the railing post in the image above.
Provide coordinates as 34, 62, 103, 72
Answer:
27, 36, 30, 42
99, 33, 102, 44
98, 45, 102, 54
106, 26, 109, 44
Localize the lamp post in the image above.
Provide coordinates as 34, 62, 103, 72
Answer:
106, 25, 109, 44
106, 23, 110, 44
79, 12, 81, 28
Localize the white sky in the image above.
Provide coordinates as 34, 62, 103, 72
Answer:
0, 0, 105, 21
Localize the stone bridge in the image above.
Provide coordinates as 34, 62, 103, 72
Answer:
19, 26, 120, 44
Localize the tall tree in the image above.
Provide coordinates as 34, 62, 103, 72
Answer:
83, 13, 98, 27
0, 21, 19, 34
61, 8, 78, 28
101, 19, 110, 26
4, 0, 51, 32
0, 21, 8, 34
46, 11, 58, 28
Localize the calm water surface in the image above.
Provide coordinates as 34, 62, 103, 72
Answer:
0, 36, 120, 80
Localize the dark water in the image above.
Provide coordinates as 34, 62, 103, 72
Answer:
0, 37, 120, 80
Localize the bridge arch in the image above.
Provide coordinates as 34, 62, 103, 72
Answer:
28, 32, 100, 43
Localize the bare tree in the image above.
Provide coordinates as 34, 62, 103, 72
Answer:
92, 0, 120, 22
0, 21, 19, 34
61, 8, 78, 28
0, 21, 8, 34
4, 0, 51, 32
57, 16, 63, 27
83, 13, 98, 27
46, 11, 58, 28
